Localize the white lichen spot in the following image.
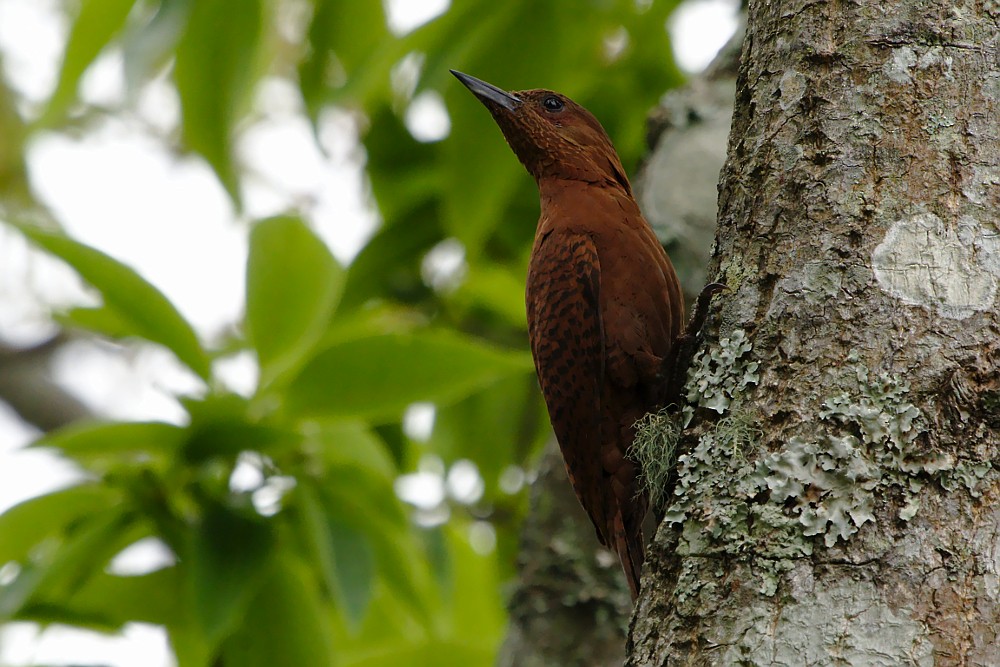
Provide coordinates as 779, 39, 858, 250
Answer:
884, 46, 917, 83
986, 529, 1000, 601
778, 69, 807, 111
872, 212, 1000, 319
916, 46, 953, 79
963, 166, 1000, 205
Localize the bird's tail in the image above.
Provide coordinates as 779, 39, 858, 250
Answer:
613, 512, 643, 601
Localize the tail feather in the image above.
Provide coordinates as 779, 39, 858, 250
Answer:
613, 512, 644, 600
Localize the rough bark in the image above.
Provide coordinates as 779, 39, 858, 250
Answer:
496, 445, 631, 667
0, 336, 93, 432
629, 0, 1000, 664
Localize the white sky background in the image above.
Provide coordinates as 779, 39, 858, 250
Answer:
0, 0, 738, 664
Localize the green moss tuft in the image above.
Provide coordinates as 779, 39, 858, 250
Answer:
632, 328, 762, 508
631, 408, 682, 509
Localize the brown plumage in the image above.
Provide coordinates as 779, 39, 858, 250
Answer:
452, 70, 684, 600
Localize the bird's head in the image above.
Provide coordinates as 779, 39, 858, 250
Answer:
451, 70, 632, 194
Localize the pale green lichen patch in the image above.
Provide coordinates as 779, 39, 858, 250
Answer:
683, 329, 760, 420
755, 435, 880, 547
752, 366, 948, 547
939, 460, 992, 498
667, 409, 811, 596
658, 344, 991, 597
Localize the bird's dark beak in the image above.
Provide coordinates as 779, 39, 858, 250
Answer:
450, 70, 521, 111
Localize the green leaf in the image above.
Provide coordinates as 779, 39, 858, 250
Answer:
169, 615, 213, 667
77, 566, 182, 627
299, 0, 391, 116
440, 524, 504, 647
356, 108, 441, 221
0, 508, 137, 620
316, 421, 398, 481
332, 525, 504, 665
295, 484, 374, 628
337, 201, 442, 311
0, 484, 122, 567
40, 0, 139, 125
305, 425, 408, 529
451, 262, 528, 329
180, 393, 301, 461
328, 517, 375, 625
429, 374, 543, 500
292, 476, 433, 626
440, 110, 524, 256
185, 422, 300, 462
341, 641, 494, 667
188, 504, 274, 647
122, 0, 194, 92
32, 421, 186, 467
55, 305, 134, 339
22, 566, 182, 631
286, 331, 532, 420
174, 0, 263, 203
220, 554, 335, 667
246, 216, 343, 387
17, 226, 211, 380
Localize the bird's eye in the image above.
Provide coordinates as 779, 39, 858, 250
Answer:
542, 96, 564, 112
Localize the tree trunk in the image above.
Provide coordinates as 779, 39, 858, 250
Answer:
496, 445, 632, 667
629, 0, 1000, 664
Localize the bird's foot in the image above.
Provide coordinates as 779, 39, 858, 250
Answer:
661, 282, 727, 404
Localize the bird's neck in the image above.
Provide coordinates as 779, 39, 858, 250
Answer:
536, 174, 633, 210
528, 146, 633, 196
535, 177, 645, 240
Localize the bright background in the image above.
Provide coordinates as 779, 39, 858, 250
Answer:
0, 1, 737, 664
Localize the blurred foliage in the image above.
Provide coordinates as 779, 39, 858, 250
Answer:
0, 0, 684, 664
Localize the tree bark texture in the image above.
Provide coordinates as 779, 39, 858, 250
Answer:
629, 0, 1000, 665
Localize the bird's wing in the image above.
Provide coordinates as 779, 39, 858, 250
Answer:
525, 229, 611, 546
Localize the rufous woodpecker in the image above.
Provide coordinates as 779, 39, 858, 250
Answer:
452, 70, 686, 600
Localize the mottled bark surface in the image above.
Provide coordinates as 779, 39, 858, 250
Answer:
496, 446, 631, 667
629, 0, 1000, 665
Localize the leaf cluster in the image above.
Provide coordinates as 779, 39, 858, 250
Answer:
2, 215, 522, 664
